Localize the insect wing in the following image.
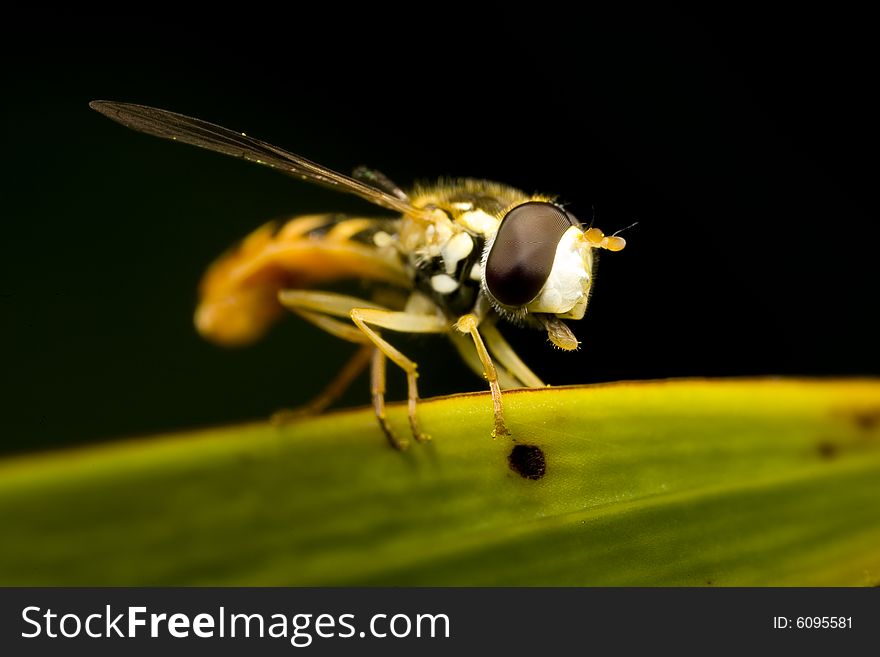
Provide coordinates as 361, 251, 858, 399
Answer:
90, 101, 431, 220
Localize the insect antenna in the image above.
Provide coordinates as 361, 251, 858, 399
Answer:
611, 221, 640, 237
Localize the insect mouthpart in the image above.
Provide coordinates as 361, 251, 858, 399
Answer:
540, 315, 580, 351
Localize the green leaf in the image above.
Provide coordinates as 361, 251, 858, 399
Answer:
1, 379, 879, 585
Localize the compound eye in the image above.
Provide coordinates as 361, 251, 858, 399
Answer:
485, 201, 579, 307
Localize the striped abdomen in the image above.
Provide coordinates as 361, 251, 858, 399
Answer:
195, 214, 408, 346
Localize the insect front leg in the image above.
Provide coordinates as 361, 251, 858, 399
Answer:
454, 314, 511, 438
479, 321, 546, 389
448, 331, 524, 390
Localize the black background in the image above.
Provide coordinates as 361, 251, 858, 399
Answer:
2, 8, 878, 454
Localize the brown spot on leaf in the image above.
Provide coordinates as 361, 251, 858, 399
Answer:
816, 440, 838, 460
508, 444, 546, 480
834, 407, 880, 433
851, 409, 880, 432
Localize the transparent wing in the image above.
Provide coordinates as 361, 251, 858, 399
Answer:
90, 101, 431, 220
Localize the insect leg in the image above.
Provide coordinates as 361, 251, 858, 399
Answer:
279, 290, 390, 318
287, 307, 374, 344
271, 344, 373, 424
368, 347, 404, 449
285, 308, 401, 447
274, 291, 380, 424
348, 308, 448, 446
448, 331, 524, 390
279, 290, 447, 448
480, 321, 546, 389
453, 314, 511, 438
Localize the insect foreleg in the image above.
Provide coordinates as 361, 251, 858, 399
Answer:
454, 314, 511, 438
447, 331, 524, 390
480, 321, 546, 389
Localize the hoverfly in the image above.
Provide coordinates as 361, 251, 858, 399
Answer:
90, 101, 626, 449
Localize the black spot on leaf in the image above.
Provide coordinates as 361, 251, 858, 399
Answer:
508, 444, 546, 480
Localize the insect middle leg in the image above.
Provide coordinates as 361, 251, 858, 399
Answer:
348, 307, 448, 447
279, 290, 448, 449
